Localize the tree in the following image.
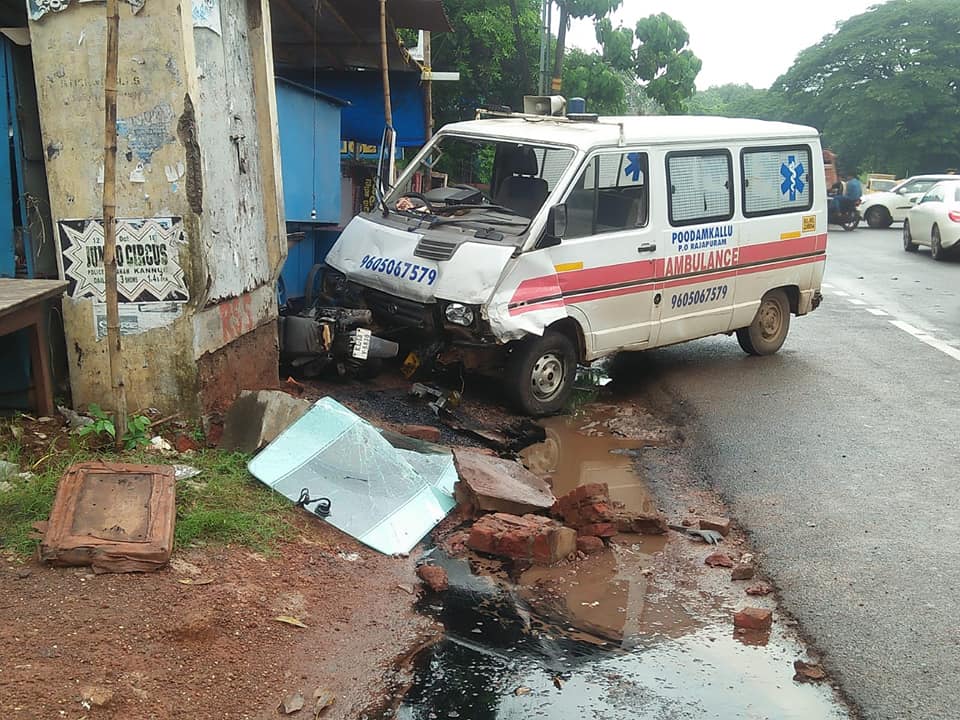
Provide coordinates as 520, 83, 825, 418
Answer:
431, 0, 542, 124
687, 84, 779, 119
550, 0, 622, 92
632, 13, 701, 113
769, 0, 960, 176
562, 14, 701, 115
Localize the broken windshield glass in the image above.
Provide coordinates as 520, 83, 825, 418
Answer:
248, 398, 456, 555
390, 135, 575, 226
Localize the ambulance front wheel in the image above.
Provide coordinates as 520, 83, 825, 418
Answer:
737, 289, 791, 356
507, 331, 577, 416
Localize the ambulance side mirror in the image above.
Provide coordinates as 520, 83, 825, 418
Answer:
542, 204, 567, 246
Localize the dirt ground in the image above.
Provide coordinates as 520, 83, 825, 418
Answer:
0, 363, 845, 719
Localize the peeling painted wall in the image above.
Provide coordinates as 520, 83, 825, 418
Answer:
29, 0, 285, 417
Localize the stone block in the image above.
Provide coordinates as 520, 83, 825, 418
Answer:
219, 390, 311, 453
454, 449, 555, 516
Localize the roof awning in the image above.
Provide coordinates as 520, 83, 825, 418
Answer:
270, 0, 451, 71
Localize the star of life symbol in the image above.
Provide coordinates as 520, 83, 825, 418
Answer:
60, 218, 187, 302
624, 152, 643, 182
780, 156, 806, 201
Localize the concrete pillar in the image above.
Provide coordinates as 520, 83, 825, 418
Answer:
28, 0, 286, 418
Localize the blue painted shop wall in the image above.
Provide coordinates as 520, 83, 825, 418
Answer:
278, 228, 340, 305
275, 78, 348, 224
278, 70, 426, 147
0, 37, 35, 409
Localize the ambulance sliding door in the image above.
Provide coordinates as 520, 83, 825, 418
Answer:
654, 149, 738, 347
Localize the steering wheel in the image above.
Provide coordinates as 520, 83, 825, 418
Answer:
397, 192, 435, 213
450, 183, 492, 204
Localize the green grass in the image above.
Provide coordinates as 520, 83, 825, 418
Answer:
0, 422, 296, 557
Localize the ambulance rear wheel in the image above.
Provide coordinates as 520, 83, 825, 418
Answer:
507, 331, 576, 416
737, 289, 790, 356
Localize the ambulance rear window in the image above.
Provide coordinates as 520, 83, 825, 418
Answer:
741, 145, 814, 217
666, 150, 733, 227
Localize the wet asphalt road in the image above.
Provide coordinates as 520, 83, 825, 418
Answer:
626, 227, 960, 720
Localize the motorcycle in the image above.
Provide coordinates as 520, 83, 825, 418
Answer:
828, 196, 861, 231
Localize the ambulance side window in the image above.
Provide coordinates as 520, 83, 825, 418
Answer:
666, 150, 733, 227
566, 151, 649, 239
741, 145, 814, 217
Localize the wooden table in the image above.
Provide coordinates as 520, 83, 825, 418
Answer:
0, 278, 68, 416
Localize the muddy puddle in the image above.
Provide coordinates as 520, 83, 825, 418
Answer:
394, 415, 851, 719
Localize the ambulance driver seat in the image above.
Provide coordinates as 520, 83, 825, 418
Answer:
494, 145, 548, 219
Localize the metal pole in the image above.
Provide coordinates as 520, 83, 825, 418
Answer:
538, 0, 548, 95
103, 0, 127, 448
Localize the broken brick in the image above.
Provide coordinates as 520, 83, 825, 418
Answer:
614, 511, 668, 535
576, 522, 617, 538
793, 660, 827, 683
174, 434, 199, 453
731, 563, 755, 581
416, 565, 448, 592
699, 516, 732, 536
733, 607, 773, 631
705, 551, 735, 568
400, 424, 442, 443
467, 513, 576, 565
576, 536, 605, 554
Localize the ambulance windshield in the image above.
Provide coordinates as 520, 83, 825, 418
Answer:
389, 135, 575, 227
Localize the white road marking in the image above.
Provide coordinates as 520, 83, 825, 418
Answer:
889, 320, 960, 363
867, 308, 889, 316
848, 298, 866, 306
821, 282, 835, 289
833, 290, 850, 297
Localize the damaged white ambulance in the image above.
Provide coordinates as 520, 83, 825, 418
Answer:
321, 110, 826, 415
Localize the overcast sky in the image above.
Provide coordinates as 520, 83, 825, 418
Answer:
566, 0, 880, 90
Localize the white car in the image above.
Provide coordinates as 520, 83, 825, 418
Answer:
860, 174, 959, 228
902, 179, 960, 260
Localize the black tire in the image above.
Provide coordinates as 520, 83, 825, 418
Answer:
736, 289, 791, 356
865, 206, 892, 229
842, 213, 860, 231
506, 331, 577, 416
903, 220, 917, 252
931, 225, 945, 261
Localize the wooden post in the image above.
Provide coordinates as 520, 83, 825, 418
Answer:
102, 0, 127, 448
378, 0, 395, 185
423, 30, 433, 140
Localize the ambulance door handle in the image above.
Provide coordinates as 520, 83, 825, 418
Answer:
637, 243, 657, 253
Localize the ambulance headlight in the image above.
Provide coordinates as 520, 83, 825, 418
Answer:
444, 303, 475, 327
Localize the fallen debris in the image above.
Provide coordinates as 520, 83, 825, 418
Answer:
468, 512, 576, 565
746, 583, 773, 596
453, 448, 556, 516
249, 398, 457, 555
220, 390, 311, 453
400, 424, 442, 443
0, 459, 18, 480
279, 690, 305, 714
416, 564, 449, 592
698, 516, 732, 536
705, 551, 735, 568
39, 461, 176, 573
274, 615, 308, 628
312, 687, 335, 717
793, 660, 828, 683
734, 607, 773, 631
576, 536, 605, 554
731, 563, 756, 580
553, 483, 668, 536
80, 686, 114, 708
668, 523, 723, 544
